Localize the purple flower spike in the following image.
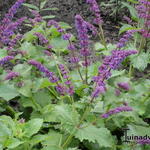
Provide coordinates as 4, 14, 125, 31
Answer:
92, 49, 137, 98
104, 50, 138, 70
47, 20, 65, 33
117, 30, 138, 49
86, 0, 103, 24
92, 85, 106, 98
101, 106, 133, 118
62, 33, 72, 40
117, 82, 130, 91
2, 0, 25, 25
0, 56, 14, 65
56, 83, 67, 96
115, 89, 121, 96
67, 44, 76, 51
47, 45, 53, 49
8, 34, 23, 48
58, 64, 74, 95
28, 60, 59, 83
34, 33, 49, 44
136, 0, 150, 38
75, 15, 91, 66
136, 139, 150, 145
123, 16, 132, 24
44, 50, 51, 56
5, 72, 19, 80
30, 10, 42, 25
70, 57, 80, 63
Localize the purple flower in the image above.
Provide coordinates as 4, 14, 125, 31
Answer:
30, 10, 42, 25
47, 45, 53, 49
123, 16, 132, 24
56, 83, 67, 96
1, 17, 26, 45
115, 89, 121, 96
104, 50, 138, 70
86, 0, 103, 24
8, 34, 23, 48
101, 106, 133, 118
47, 20, 65, 33
80, 48, 91, 56
92, 50, 137, 98
1, 0, 25, 25
117, 30, 138, 49
75, 15, 89, 48
62, 33, 72, 40
84, 21, 97, 35
58, 64, 74, 95
70, 57, 80, 63
75, 15, 91, 66
34, 33, 49, 44
0, 56, 14, 65
44, 50, 51, 56
28, 60, 59, 83
136, 0, 150, 38
5, 72, 19, 80
92, 85, 106, 98
117, 82, 130, 91
67, 44, 76, 51
136, 139, 150, 145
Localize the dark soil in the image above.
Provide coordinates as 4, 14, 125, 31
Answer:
0, 0, 120, 42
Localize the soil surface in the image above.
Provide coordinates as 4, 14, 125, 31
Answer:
0, 0, 120, 42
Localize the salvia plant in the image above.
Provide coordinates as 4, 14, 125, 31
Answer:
0, 0, 150, 150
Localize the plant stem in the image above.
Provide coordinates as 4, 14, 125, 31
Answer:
128, 64, 133, 78
62, 129, 76, 148
85, 56, 88, 85
47, 87, 59, 100
61, 105, 91, 148
77, 66, 84, 82
99, 24, 107, 50
31, 96, 41, 111
139, 37, 146, 53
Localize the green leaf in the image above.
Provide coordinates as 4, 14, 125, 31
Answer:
0, 84, 19, 101
41, 130, 63, 147
23, 118, 43, 137
23, 25, 44, 42
50, 37, 69, 50
128, 124, 150, 136
41, 7, 58, 11
20, 42, 37, 57
67, 148, 81, 150
18, 80, 32, 97
75, 124, 114, 148
119, 24, 136, 34
6, 138, 23, 149
110, 70, 126, 78
42, 146, 63, 150
94, 43, 105, 51
13, 63, 32, 78
54, 104, 80, 133
131, 52, 149, 71
30, 134, 50, 146
121, 2, 138, 21
127, 0, 138, 4
0, 49, 7, 59
33, 90, 51, 107
23, 3, 39, 11
42, 15, 55, 19
40, 1, 47, 9
25, 118, 43, 128
59, 22, 72, 29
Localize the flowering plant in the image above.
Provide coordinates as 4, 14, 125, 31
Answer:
0, 0, 150, 150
